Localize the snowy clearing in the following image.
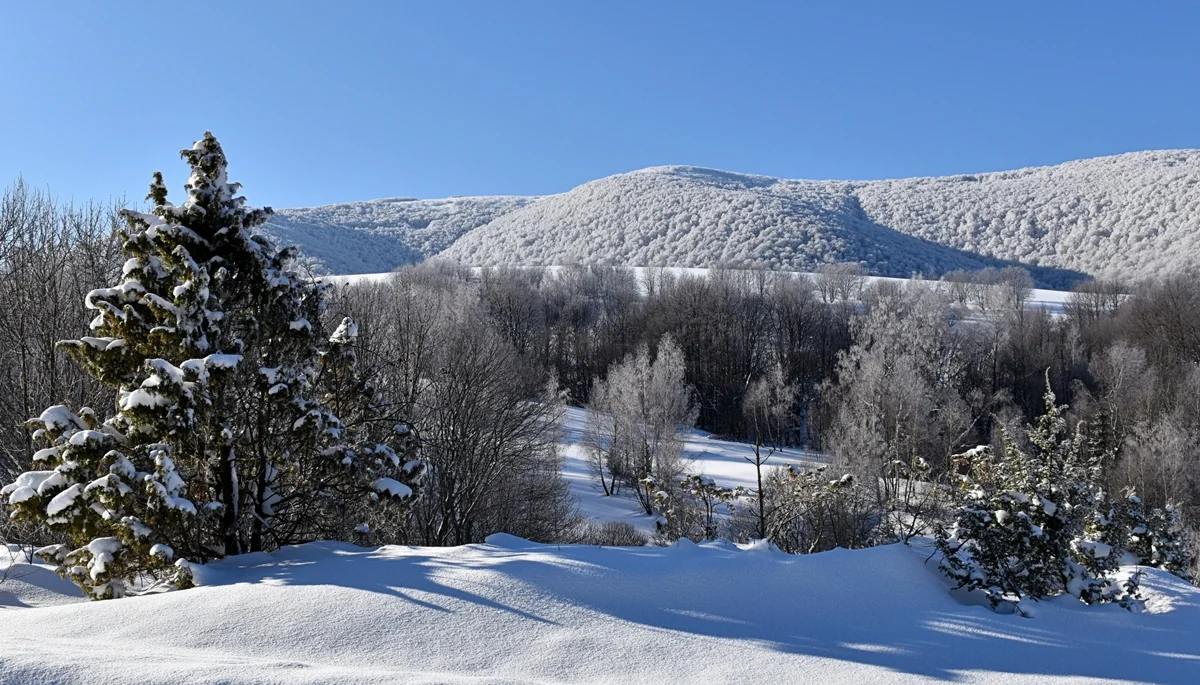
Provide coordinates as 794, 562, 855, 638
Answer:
559, 406, 827, 533
1, 537, 1197, 684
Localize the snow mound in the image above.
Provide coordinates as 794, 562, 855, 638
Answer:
1, 539, 1196, 684
0, 548, 85, 609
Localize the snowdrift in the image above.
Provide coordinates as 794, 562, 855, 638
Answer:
0, 547, 84, 609
269, 151, 1200, 286
1, 537, 1197, 684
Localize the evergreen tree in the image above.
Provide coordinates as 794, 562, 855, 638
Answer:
0, 133, 419, 598
935, 376, 1135, 615
1101, 489, 1193, 581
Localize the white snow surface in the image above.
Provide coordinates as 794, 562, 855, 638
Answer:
274, 151, 1200, 286
1, 537, 1198, 684
0, 546, 84, 609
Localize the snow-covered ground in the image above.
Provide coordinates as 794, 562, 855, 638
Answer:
2, 536, 1197, 684
559, 406, 826, 533
0, 545, 84, 609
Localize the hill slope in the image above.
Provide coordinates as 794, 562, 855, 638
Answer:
271, 151, 1200, 285
264, 195, 537, 275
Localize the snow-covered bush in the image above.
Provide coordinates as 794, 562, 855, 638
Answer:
935, 379, 1140, 614
1, 134, 420, 598
651, 474, 741, 542
571, 520, 649, 547
1099, 489, 1193, 582
760, 465, 880, 554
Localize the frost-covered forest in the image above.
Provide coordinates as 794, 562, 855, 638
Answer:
265, 150, 1200, 287
267, 195, 536, 275
3, 137, 1200, 683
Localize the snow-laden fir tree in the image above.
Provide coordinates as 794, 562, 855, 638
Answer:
0, 133, 419, 598
1098, 489, 1193, 582
935, 376, 1134, 614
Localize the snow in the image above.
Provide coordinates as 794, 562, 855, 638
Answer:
0, 546, 85, 609
1, 470, 66, 504
1, 537, 1197, 684
1077, 541, 1114, 559
37, 405, 86, 432
44, 483, 83, 516
370, 478, 412, 500
84, 537, 123, 580
271, 151, 1200, 286
203, 353, 242, 370
329, 317, 359, 344
559, 406, 827, 533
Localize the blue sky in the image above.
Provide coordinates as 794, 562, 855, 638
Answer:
2, 2, 1197, 208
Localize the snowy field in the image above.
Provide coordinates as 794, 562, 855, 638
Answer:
3, 341, 1189, 684
5, 416, 1198, 684
2, 537, 1198, 684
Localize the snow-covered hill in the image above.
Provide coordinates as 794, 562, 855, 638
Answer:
273, 151, 1200, 286
854, 150, 1200, 280
2, 537, 1197, 684
263, 195, 537, 275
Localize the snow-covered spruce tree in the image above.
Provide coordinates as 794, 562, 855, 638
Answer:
1099, 489, 1194, 582
0, 133, 419, 598
935, 376, 1135, 614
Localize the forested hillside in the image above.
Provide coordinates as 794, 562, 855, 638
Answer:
267, 151, 1200, 286
265, 195, 536, 274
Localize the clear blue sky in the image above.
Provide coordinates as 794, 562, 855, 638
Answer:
3, 2, 1198, 209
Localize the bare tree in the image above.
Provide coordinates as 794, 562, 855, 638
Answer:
338, 268, 574, 546
585, 335, 697, 514
815, 262, 866, 304
741, 362, 796, 539
0, 180, 121, 488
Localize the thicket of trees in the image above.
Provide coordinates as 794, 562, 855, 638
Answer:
2, 137, 421, 597
2, 149, 1198, 605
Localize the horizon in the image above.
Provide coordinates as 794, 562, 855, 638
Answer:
4, 2, 1199, 208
